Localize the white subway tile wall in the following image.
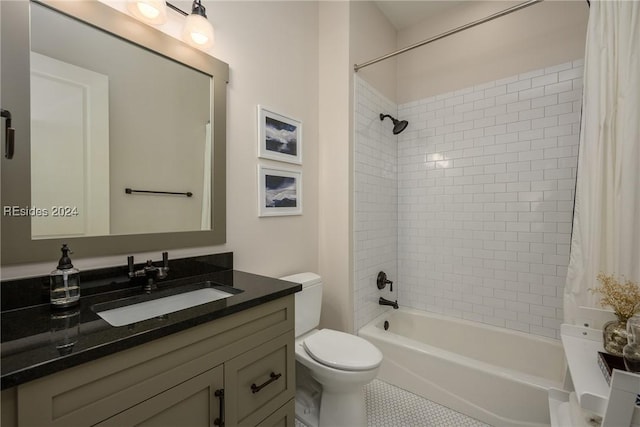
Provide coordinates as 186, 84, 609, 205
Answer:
354, 60, 583, 339
354, 75, 398, 331
396, 59, 582, 339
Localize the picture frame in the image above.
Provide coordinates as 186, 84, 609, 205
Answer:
257, 105, 302, 164
258, 166, 302, 217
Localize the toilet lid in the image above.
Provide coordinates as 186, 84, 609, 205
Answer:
302, 329, 383, 371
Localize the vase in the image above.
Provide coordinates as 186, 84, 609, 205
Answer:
623, 316, 640, 373
603, 317, 629, 356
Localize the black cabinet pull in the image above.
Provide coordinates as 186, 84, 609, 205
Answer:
213, 388, 224, 427
250, 372, 282, 394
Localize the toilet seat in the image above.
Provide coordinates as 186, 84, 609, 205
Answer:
302, 329, 382, 371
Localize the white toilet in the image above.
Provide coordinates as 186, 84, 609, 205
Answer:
280, 272, 382, 427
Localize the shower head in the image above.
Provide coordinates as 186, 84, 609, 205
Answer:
380, 113, 409, 135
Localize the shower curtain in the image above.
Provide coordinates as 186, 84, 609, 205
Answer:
564, 0, 640, 324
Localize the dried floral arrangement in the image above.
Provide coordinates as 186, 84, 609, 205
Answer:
592, 272, 640, 321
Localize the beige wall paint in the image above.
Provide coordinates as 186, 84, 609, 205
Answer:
350, 1, 398, 103
315, 1, 397, 333
3, 1, 319, 280
209, 1, 319, 278
397, 0, 589, 103
318, 1, 353, 332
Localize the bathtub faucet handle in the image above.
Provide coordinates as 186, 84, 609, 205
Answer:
377, 271, 393, 290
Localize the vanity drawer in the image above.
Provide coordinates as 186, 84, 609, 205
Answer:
225, 331, 295, 426
256, 399, 295, 427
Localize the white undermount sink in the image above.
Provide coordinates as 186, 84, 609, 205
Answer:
96, 287, 235, 327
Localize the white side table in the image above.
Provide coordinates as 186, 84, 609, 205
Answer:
552, 324, 640, 427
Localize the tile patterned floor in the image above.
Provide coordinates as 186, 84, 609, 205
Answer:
295, 379, 491, 427
364, 379, 490, 426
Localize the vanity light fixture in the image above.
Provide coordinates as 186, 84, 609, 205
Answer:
127, 0, 215, 51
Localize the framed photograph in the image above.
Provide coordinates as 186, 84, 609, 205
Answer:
257, 105, 302, 164
258, 166, 302, 217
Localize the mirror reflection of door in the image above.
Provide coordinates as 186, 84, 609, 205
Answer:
27, 1, 214, 240
30, 52, 110, 239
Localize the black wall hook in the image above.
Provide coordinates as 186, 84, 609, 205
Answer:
1, 109, 15, 159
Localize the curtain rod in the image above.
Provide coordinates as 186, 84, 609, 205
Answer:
354, 0, 544, 72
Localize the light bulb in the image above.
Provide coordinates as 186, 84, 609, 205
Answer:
190, 31, 209, 46
127, 0, 167, 25
137, 3, 160, 19
182, 13, 214, 50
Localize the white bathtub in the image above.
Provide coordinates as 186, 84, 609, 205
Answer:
358, 308, 567, 427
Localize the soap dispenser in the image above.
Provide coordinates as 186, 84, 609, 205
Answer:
50, 244, 80, 308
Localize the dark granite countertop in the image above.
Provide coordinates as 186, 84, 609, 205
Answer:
1, 253, 301, 390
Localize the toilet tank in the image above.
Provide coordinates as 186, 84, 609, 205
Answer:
280, 272, 322, 337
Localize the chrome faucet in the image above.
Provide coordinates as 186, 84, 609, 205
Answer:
379, 297, 398, 309
128, 252, 169, 293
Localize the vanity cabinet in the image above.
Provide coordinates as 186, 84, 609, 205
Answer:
2, 295, 295, 427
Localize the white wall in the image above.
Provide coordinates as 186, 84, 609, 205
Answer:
3, 0, 319, 280
396, 59, 583, 339
353, 75, 398, 330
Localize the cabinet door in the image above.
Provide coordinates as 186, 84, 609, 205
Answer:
96, 365, 223, 427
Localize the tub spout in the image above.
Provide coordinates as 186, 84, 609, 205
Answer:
379, 297, 398, 309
